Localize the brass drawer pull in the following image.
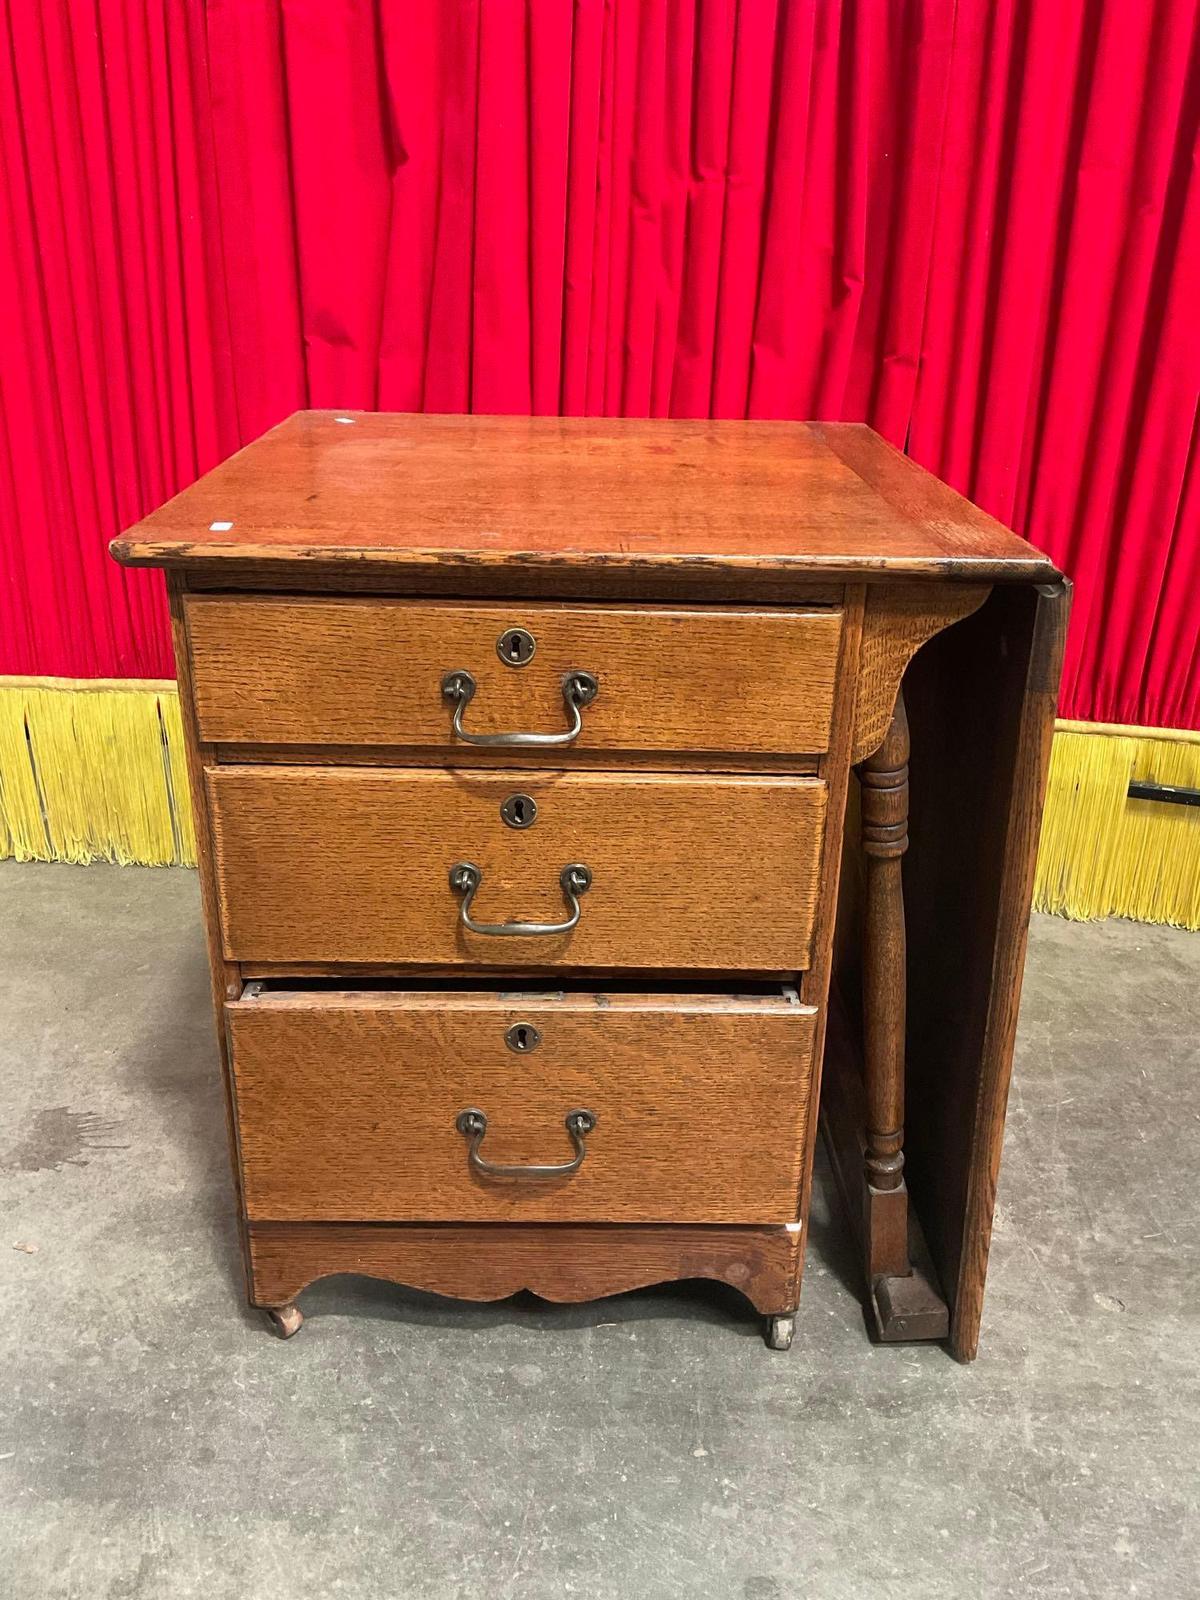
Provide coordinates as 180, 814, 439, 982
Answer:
455, 1108, 597, 1180
449, 861, 592, 937
441, 669, 599, 746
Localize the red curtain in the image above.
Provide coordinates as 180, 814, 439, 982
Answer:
1, 1, 1197, 728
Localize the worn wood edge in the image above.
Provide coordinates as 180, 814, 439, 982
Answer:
808, 424, 1062, 586
110, 537, 1058, 586
247, 1222, 805, 1317
207, 762, 826, 793
231, 988, 817, 1016
950, 579, 1072, 1361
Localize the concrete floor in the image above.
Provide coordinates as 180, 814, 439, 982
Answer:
1, 862, 1197, 1599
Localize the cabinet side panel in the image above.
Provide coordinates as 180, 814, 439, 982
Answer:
168, 575, 252, 1290
901, 581, 1070, 1359
796, 586, 865, 1272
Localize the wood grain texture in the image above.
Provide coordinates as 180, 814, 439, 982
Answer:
247, 1221, 805, 1316
901, 580, 1071, 1360
186, 596, 843, 755
226, 988, 815, 1223
206, 765, 828, 970
851, 582, 990, 762
111, 412, 1058, 584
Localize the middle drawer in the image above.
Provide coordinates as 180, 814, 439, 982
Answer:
207, 765, 828, 971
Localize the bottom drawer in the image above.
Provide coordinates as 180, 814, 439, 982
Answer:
225, 985, 817, 1225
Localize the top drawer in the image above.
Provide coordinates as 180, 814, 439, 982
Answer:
184, 597, 842, 757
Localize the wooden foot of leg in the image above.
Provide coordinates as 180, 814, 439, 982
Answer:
765, 1312, 796, 1351
869, 1214, 949, 1342
871, 1273, 949, 1342
820, 1057, 952, 1345
266, 1302, 304, 1339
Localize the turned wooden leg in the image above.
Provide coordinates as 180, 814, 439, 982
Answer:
860, 691, 912, 1282
266, 1302, 304, 1339
858, 690, 948, 1341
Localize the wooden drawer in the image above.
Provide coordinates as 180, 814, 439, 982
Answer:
207, 766, 827, 971
185, 596, 843, 756
225, 986, 816, 1223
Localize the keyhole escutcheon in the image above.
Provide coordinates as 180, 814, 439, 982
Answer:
505, 1022, 542, 1054
500, 792, 538, 829
496, 626, 536, 667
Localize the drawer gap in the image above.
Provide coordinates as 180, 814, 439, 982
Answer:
187, 584, 844, 611
242, 975, 807, 1006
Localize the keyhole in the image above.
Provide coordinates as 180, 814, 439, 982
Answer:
496, 626, 536, 667
505, 1022, 542, 1054
500, 792, 537, 829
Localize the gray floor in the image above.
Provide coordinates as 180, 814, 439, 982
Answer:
1, 862, 1197, 1600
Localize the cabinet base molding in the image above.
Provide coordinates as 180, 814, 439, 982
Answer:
248, 1221, 804, 1320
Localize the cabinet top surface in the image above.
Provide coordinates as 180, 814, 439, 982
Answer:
111, 411, 1058, 583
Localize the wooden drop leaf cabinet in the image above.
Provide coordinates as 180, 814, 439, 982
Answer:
111, 413, 1067, 1358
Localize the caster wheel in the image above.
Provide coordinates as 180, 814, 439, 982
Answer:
766, 1313, 795, 1351
267, 1302, 304, 1339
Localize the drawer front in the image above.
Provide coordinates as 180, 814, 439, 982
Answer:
185, 596, 843, 756
207, 766, 827, 971
225, 988, 816, 1223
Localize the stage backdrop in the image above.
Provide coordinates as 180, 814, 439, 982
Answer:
1, 1, 1197, 732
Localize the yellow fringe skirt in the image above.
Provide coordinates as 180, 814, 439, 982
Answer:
0, 679, 195, 867
1, 680, 1197, 928
1034, 720, 1200, 928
